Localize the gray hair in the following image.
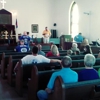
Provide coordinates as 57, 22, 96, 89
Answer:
62, 56, 72, 68
84, 54, 96, 67
37, 44, 42, 51
72, 43, 78, 48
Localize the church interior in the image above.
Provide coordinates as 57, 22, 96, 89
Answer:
0, 0, 100, 100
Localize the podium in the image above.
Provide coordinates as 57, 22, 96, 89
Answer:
60, 35, 72, 49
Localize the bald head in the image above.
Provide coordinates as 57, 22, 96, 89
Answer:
23, 31, 27, 35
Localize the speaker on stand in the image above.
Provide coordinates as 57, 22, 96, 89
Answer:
51, 30, 57, 38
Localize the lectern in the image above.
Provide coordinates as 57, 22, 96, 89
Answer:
60, 35, 72, 49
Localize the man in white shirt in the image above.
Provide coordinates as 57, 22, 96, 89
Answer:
14, 46, 61, 71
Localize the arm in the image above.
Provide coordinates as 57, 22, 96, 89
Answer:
46, 73, 57, 93
41, 56, 61, 64
14, 62, 19, 73
50, 59, 61, 64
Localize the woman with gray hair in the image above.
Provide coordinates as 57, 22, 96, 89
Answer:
71, 43, 80, 55
78, 54, 99, 81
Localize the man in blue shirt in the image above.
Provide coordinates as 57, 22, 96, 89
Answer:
78, 54, 99, 81
74, 33, 83, 43
19, 31, 31, 46
37, 56, 78, 100
14, 40, 29, 52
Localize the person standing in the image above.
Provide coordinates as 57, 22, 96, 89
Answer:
19, 31, 31, 46
42, 27, 51, 43
74, 33, 84, 43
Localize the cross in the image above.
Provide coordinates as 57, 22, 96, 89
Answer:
0, 0, 6, 9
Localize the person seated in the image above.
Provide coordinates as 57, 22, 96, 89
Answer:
67, 50, 73, 56
46, 45, 60, 57
14, 40, 29, 52
37, 44, 45, 56
97, 50, 100, 58
74, 33, 84, 43
37, 56, 78, 100
81, 39, 92, 54
71, 43, 80, 54
83, 45, 92, 54
78, 54, 99, 81
81, 38, 89, 47
14, 46, 61, 72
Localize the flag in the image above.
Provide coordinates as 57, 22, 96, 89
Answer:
16, 18, 18, 28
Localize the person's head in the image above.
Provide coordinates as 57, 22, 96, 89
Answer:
79, 33, 82, 35
32, 46, 38, 55
45, 27, 48, 31
72, 43, 78, 48
20, 40, 24, 45
37, 44, 42, 51
61, 56, 72, 68
83, 38, 89, 46
84, 45, 92, 54
23, 31, 27, 35
84, 54, 96, 67
51, 45, 59, 56
67, 50, 73, 56
27, 32, 29, 35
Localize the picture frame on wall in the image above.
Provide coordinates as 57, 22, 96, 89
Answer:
31, 24, 38, 33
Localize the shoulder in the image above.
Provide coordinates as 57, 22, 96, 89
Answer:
37, 55, 45, 58
47, 51, 52, 54
16, 45, 19, 48
71, 69, 78, 75
22, 55, 33, 59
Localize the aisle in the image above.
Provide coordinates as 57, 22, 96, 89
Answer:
0, 76, 27, 100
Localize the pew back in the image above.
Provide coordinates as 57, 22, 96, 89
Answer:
48, 76, 100, 100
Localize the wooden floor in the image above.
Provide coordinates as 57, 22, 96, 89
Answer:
0, 75, 28, 100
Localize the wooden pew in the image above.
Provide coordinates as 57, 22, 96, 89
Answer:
15, 60, 34, 96
28, 66, 57, 100
15, 60, 61, 97
1, 53, 29, 78
1, 52, 99, 79
28, 65, 100, 100
8, 56, 61, 86
48, 76, 100, 100
7, 56, 20, 86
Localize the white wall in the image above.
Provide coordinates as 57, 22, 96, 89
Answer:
52, 0, 100, 43
2, 0, 53, 38
1, 0, 100, 43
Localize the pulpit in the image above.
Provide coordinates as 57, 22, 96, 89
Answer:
0, 9, 16, 45
60, 35, 72, 49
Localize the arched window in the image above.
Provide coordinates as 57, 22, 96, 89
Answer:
69, 2, 79, 39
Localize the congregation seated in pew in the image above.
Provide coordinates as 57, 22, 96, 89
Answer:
71, 43, 80, 54
82, 39, 93, 54
46, 45, 60, 57
14, 46, 61, 72
37, 44, 45, 56
14, 40, 30, 52
78, 54, 99, 81
37, 56, 78, 100
66, 50, 73, 56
